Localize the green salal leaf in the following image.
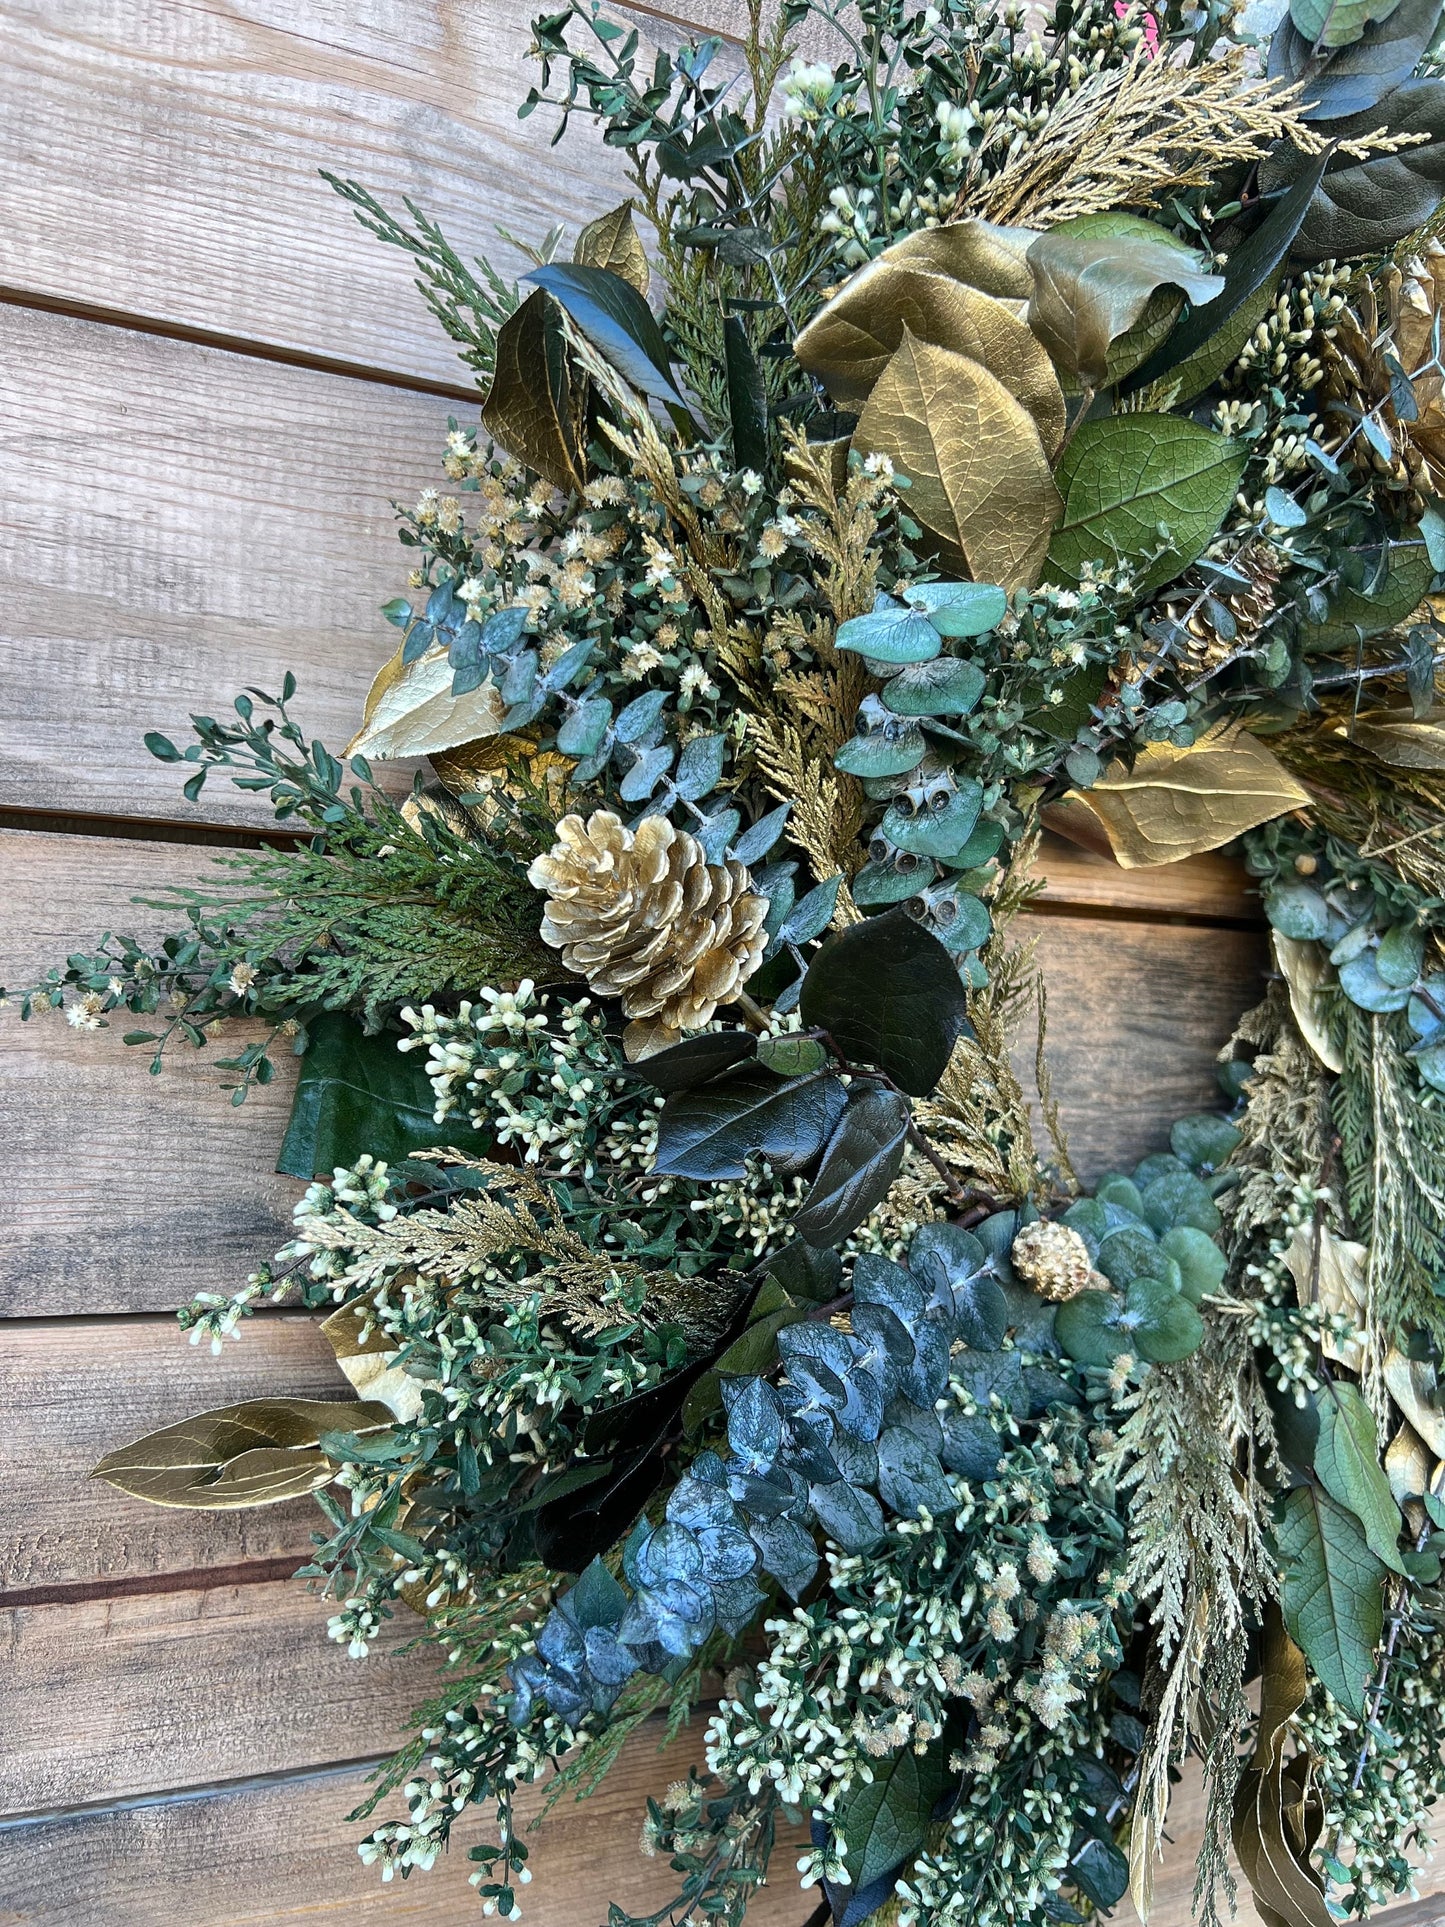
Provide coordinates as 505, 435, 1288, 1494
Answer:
93, 1398, 395, 1509
1262, 78, 1445, 261
1046, 415, 1246, 595
723, 313, 769, 472
1271, 0, 1440, 117
799, 908, 971, 1096
277, 1011, 491, 1180
1315, 1383, 1408, 1573
792, 1083, 912, 1247
834, 1738, 953, 1897
1025, 214, 1224, 391
1288, 0, 1404, 51
1276, 1483, 1387, 1714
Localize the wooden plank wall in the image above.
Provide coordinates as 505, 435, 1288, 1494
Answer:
0, 5, 1413, 1924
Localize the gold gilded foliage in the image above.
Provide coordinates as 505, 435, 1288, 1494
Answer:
794, 225, 1064, 454
93, 1398, 395, 1509
481, 285, 587, 495
853, 329, 1062, 591
1231, 1609, 1333, 1927
1061, 725, 1311, 867
970, 46, 1326, 230
346, 642, 506, 763
573, 199, 650, 297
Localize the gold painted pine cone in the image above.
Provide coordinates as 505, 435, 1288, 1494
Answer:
1011, 1219, 1097, 1303
528, 810, 769, 1048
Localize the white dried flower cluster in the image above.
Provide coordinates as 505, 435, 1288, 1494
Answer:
704, 1410, 1127, 1924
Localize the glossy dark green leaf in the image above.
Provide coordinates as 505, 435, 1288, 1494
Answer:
1276, 1484, 1386, 1715
793, 1084, 912, 1247
1271, 0, 1441, 118
1262, 79, 1445, 260
653, 1069, 848, 1180
276, 1012, 489, 1179
834, 1739, 954, 1895
526, 263, 689, 408
1124, 150, 1331, 398
724, 313, 768, 472
632, 1030, 758, 1092
799, 908, 970, 1096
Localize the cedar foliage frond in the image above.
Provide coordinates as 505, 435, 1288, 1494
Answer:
295, 1159, 688, 1337
969, 48, 1331, 229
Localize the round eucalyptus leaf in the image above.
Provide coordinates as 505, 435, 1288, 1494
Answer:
835, 603, 944, 664
881, 782, 984, 858
1055, 1289, 1128, 1367
1339, 949, 1413, 1013
1377, 921, 1426, 989
1141, 1169, 1221, 1236
1094, 1174, 1145, 1217
1122, 1276, 1205, 1363
881, 657, 987, 717
1096, 1225, 1161, 1288
902, 581, 1008, 636
1264, 878, 1334, 941
835, 725, 929, 779
1160, 1226, 1227, 1304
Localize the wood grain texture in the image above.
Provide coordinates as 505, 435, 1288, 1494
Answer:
0, 1726, 810, 1927
0, 1579, 439, 1814
0, 0, 640, 390
2, 1316, 350, 1594
0, 303, 449, 825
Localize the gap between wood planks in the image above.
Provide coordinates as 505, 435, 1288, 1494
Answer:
0, 1755, 389, 1833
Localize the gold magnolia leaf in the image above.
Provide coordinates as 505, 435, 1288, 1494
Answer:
1351, 706, 1445, 769
1025, 215, 1225, 392
92, 1397, 394, 1509
1384, 1348, 1445, 1459
852, 328, 1062, 592
574, 199, 650, 297
1385, 1419, 1436, 1519
1282, 1219, 1365, 1370
322, 1296, 431, 1423
345, 643, 507, 762
1273, 933, 1345, 1075
794, 247, 1064, 452
877, 219, 1040, 303
481, 286, 586, 495
1233, 1606, 1333, 1927
1060, 724, 1311, 867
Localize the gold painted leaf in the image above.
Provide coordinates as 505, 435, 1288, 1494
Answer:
1060, 724, 1311, 867
1273, 933, 1345, 1076
1282, 1219, 1365, 1369
852, 328, 1062, 592
1351, 706, 1445, 769
346, 643, 507, 762
92, 1397, 394, 1509
1026, 214, 1224, 392
794, 234, 1063, 452
1233, 1606, 1333, 1927
1385, 1419, 1435, 1512
322, 1296, 431, 1423
574, 200, 650, 297
1384, 1348, 1445, 1459
481, 286, 586, 495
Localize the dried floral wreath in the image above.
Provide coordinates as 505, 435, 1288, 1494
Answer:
15, 0, 1445, 1922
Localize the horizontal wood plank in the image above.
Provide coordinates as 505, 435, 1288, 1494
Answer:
0, 1724, 810, 1927
0, 1579, 437, 1814
0, 0, 645, 391
1, 1316, 349, 1595
0, 303, 451, 825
